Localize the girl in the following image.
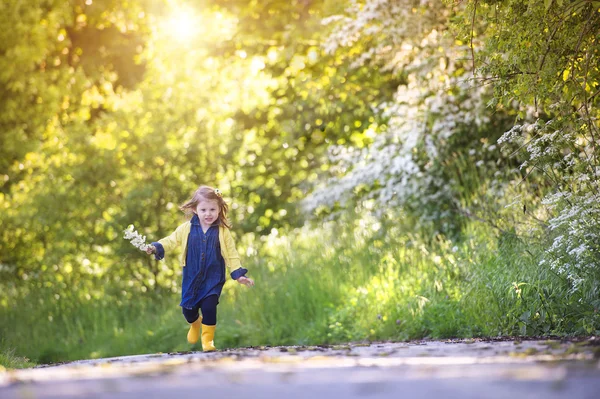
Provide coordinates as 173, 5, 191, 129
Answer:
145, 185, 254, 351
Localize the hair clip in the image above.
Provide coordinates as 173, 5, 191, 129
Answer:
214, 188, 222, 197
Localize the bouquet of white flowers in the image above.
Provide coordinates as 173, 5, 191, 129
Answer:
123, 225, 150, 251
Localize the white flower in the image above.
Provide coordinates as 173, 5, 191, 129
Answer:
123, 225, 150, 251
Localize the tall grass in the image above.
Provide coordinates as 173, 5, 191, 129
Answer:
224, 215, 599, 347
1, 212, 599, 368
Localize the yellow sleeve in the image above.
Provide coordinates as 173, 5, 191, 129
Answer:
158, 222, 186, 254
222, 227, 242, 270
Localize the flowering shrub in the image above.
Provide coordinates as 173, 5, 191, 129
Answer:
306, 0, 510, 236
539, 191, 600, 291
470, 0, 600, 295
498, 118, 600, 290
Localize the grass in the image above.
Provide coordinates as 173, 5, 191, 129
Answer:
1, 215, 599, 368
0, 347, 36, 369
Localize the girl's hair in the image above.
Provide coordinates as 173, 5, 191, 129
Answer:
180, 185, 231, 228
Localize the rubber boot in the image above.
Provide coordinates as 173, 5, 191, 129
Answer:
187, 316, 202, 344
201, 324, 217, 352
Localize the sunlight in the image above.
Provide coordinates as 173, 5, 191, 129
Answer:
164, 7, 199, 42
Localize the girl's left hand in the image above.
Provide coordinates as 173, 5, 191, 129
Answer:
237, 276, 255, 287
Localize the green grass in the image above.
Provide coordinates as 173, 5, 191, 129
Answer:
1, 216, 599, 367
0, 347, 36, 369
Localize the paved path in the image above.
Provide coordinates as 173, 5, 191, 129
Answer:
1, 338, 599, 398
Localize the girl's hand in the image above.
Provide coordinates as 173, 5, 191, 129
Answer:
145, 245, 156, 255
236, 276, 254, 287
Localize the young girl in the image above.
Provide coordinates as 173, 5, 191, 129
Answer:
145, 185, 254, 352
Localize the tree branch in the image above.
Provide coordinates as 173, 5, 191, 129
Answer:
470, 0, 478, 76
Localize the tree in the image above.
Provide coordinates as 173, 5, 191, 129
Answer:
302, 0, 515, 237
457, 0, 600, 291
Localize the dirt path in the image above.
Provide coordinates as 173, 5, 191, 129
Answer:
1, 338, 599, 398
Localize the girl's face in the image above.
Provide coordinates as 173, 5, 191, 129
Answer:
195, 199, 220, 227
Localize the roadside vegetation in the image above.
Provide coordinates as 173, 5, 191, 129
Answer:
2, 0, 599, 367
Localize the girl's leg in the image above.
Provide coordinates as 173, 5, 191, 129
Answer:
199, 295, 219, 351
199, 294, 218, 325
182, 304, 202, 324
182, 304, 202, 344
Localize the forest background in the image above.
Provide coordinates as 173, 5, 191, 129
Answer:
1, 0, 599, 368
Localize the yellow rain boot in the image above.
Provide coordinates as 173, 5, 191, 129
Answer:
187, 316, 202, 344
201, 324, 217, 352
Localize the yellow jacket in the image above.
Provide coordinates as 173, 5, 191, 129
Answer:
156, 221, 242, 271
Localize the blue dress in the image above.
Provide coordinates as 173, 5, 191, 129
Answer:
180, 215, 226, 309
151, 214, 248, 309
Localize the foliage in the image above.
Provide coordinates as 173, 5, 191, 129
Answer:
1, 0, 600, 365
0, 0, 151, 182
302, 1, 515, 237
2, 213, 598, 365
453, 0, 600, 291
0, 348, 36, 370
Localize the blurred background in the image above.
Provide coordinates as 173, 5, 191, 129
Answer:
1, 0, 599, 367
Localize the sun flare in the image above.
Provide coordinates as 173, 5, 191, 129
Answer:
165, 8, 199, 42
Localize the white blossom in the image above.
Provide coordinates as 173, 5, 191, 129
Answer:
304, 3, 493, 230
123, 225, 150, 251
540, 191, 600, 292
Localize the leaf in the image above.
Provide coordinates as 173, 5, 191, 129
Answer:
544, 0, 553, 11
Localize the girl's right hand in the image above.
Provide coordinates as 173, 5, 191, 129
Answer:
145, 246, 155, 255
